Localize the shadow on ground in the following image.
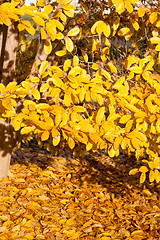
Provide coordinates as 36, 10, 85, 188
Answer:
10, 145, 160, 198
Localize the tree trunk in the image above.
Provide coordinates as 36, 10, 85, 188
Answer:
0, 24, 19, 178
0, 120, 18, 178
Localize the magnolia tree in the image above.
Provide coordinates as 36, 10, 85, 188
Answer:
0, 0, 160, 183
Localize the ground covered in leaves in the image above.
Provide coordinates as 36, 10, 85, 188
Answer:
0, 147, 160, 240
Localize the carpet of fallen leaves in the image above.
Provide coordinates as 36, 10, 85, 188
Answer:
0, 147, 160, 240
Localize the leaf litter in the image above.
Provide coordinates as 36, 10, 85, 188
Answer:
0, 147, 160, 239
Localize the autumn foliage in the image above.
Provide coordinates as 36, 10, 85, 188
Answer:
0, 0, 160, 182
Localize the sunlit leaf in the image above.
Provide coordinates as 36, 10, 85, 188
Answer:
44, 39, 52, 55
68, 27, 80, 36
41, 130, 50, 141
66, 37, 74, 52
31, 88, 40, 100
21, 127, 35, 134
129, 168, 139, 175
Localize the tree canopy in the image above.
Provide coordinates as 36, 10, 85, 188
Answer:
0, 0, 160, 182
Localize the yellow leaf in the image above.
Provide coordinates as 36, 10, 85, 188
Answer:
112, 17, 120, 35
96, 107, 105, 124
40, 83, 49, 92
21, 127, 35, 134
30, 77, 40, 83
1, 15, 11, 26
131, 138, 140, 149
149, 12, 157, 24
39, 61, 48, 75
52, 128, 59, 138
63, 9, 74, 17
130, 19, 139, 31
26, 26, 35, 35
129, 168, 139, 175
114, 135, 123, 149
41, 130, 50, 141
108, 146, 115, 157
149, 170, 155, 182
18, 23, 26, 32
28, 201, 41, 210
37, 0, 45, 7
79, 87, 86, 102
44, 39, 52, 55
103, 22, 111, 37
24, 220, 32, 227
107, 62, 117, 73
91, 21, 99, 34
55, 50, 67, 56
57, 0, 62, 4
66, 37, 74, 52
101, 52, 106, 62
0, 83, 5, 94
63, 59, 71, 71
155, 43, 160, 51
155, 169, 160, 183
3, 220, 14, 227
92, 38, 99, 51
156, 20, 160, 27
31, 88, 40, 100
119, 114, 131, 124
139, 166, 148, 173
101, 237, 111, 240
129, 65, 142, 74
150, 37, 160, 44
38, 103, 51, 110
53, 135, 60, 146
102, 69, 111, 81
32, 16, 44, 26
134, 111, 147, 118
116, 0, 125, 14
73, 106, 86, 112
140, 172, 146, 184
86, 142, 93, 151
121, 137, 129, 150
63, 3, 76, 10
125, 0, 133, 13
2, 98, 12, 110
56, 33, 64, 40
52, 76, 63, 88
125, 119, 133, 132
92, 63, 99, 70
62, 0, 72, 3
66, 218, 75, 226
105, 38, 111, 47
113, 76, 125, 89
95, 21, 110, 37
73, 56, 79, 67
81, 49, 88, 63
145, 59, 154, 71
68, 137, 75, 149
138, 7, 145, 17
64, 93, 72, 106
44, 5, 53, 15
51, 19, 64, 31
68, 27, 80, 36
34, 61, 38, 72
136, 132, 147, 142
6, 82, 17, 93
131, 230, 145, 236
118, 27, 130, 36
